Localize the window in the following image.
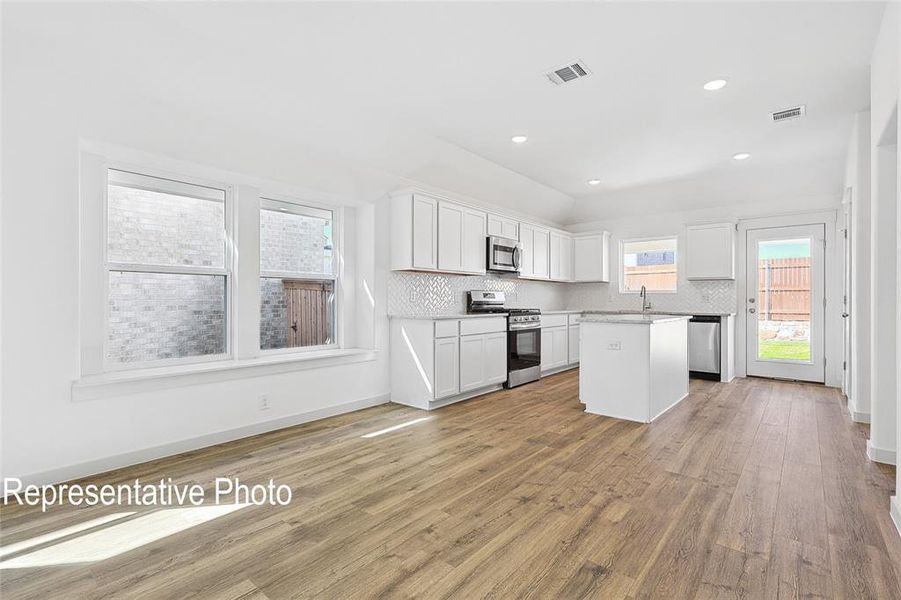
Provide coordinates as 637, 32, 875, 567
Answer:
259, 199, 336, 351
106, 169, 230, 365
621, 237, 678, 293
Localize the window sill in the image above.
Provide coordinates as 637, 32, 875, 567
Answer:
72, 348, 379, 401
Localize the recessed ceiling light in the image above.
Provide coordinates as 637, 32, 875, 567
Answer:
511, 135, 528, 144
733, 152, 751, 161
703, 79, 728, 91
587, 179, 602, 186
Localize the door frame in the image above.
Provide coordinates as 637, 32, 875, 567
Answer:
736, 210, 841, 386
841, 189, 852, 397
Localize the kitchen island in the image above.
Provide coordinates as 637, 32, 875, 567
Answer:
579, 313, 690, 423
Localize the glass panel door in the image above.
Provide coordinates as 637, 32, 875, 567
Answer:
746, 224, 825, 382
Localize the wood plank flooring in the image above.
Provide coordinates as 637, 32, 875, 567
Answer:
1, 372, 900, 599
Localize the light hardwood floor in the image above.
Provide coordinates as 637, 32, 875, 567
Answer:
2, 372, 900, 599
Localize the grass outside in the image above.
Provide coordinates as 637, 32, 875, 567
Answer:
758, 339, 811, 361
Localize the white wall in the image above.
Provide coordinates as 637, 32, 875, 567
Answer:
867, 3, 899, 467
844, 111, 872, 421
0, 17, 397, 485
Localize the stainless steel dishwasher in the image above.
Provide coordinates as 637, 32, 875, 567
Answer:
688, 316, 721, 380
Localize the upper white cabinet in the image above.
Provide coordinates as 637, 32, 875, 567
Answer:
686, 223, 735, 280
438, 201, 486, 274
520, 223, 550, 279
487, 214, 519, 240
550, 232, 573, 282
391, 193, 438, 271
391, 192, 485, 275
573, 232, 611, 282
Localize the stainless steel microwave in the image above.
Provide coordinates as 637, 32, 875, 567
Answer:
487, 236, 521, 273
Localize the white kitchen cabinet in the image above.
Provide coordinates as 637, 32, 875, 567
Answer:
532, 227, 550, 279
568, 324, 580, 364
460, 331, 507, 392
686, 223, 735, 280
550, 232, 573, 281
487, 214, 519, 240
434, 337, 460, 399
391, 317, 506, 410
519, 223, 535, 278
391, 192, 438, 271
573, 232, 611, 282
437, 201, 486, 274
541, 326, 569, 372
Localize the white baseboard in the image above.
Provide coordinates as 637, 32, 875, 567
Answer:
891, 497, 901, 540
15, 393, 390, 488
866, 439, 897, 465
846, 397, 871, 423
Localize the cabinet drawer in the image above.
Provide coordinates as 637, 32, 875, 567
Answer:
434, 320, 459, 338
541, 314, 568, 328
460, 317, 506, 336
567, 313, 582, 325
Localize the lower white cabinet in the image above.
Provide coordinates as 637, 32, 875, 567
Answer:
541, 326, 569, 372
391, 317, 506, 409
434, 337, 460, 399
460, 332, 507, 392
568, 324, 580, 364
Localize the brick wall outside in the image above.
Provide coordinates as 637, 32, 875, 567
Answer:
107, 189, 331, 363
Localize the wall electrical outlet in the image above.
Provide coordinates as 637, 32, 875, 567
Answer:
259, 395, 270, 411
608, 341, 622, 351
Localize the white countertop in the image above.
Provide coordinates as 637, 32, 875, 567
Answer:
580, 313, 692, 325
388, 313, 507, 320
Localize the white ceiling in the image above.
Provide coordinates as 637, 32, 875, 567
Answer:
5, 1, 885, 225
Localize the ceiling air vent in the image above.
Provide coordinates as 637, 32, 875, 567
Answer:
546, 60, 591, 85
771, 105, 806, 122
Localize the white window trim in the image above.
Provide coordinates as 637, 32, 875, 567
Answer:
77, 147, 362, 396
258, 195, 341, 355
619, 235, 679, 294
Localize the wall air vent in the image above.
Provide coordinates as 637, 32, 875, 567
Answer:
771, 105, 806, 122
545, 60, 591, 85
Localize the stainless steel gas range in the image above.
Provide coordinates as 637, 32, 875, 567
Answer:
467, 291, 542, 388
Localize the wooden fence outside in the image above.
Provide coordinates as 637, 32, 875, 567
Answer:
623, 265, 677, 291
757, 257, 810, 321
285, 279, 334, 347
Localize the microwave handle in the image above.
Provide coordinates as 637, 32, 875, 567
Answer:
512, 246, 521, 270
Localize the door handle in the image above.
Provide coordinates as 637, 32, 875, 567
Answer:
842, 313, 849, 318
749, 308, 756, 314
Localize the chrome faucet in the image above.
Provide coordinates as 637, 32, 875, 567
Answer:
640, 285, 652, 312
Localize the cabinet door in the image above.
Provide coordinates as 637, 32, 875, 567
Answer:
434, 337, 459, 399
532, 228, 550, 279
549, 232, 562, 280
540, 328, 552, 371
487, 214, 504, 237
553, 327, 569, 367
568, 324, 580, 364
438, 202, 464, 272
501, 219, 519, 240
412, 195, 438, 270
462, 208, 487, 274
459, 334, 486, 392
686, 224, 735, 280
560, 236, 573, 281
519, 224, 535, 278
484, 332, 508, 385
573, 233, 610, 282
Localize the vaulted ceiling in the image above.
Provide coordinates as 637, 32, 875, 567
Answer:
5, 1, 885, 224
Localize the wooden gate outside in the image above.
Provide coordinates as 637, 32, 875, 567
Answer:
285, 280, 333, 347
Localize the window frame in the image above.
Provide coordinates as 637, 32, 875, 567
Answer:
101, 162, 236, 371
258, 195, 340, 355
619, 235, 679, 294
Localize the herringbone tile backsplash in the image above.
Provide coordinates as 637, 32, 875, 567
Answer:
388, 272, 736, 317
